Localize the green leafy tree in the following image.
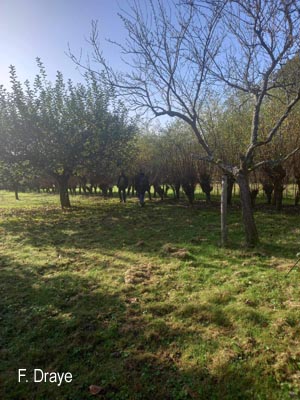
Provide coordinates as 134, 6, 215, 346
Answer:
1, 60, 136, 208
0, 84, 33, 200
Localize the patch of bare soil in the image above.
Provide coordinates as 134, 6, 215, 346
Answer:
161, 243, 192, 260
124, 264, 153, 285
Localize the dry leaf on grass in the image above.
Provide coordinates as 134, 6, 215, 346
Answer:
89, 385, 104, 395
126, 297, 139, 304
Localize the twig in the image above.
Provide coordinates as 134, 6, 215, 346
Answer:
286, 255, 300, 276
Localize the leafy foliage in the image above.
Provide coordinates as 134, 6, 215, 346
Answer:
0, 60, 137, 207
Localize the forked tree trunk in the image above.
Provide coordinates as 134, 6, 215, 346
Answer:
264, 164, 286, 211
57, 175, 71, 208
235, 172, 259, 247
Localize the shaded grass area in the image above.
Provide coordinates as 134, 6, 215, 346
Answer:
0, 191, 300, 399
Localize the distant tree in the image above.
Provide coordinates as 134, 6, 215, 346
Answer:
159, 122, 204, 203
0, 84, 33, 200
197, 161, 214, 203
83, 96, 138, 192
0, 161, 33, 200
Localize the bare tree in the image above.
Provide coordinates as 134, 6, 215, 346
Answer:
70, 0, 300, 246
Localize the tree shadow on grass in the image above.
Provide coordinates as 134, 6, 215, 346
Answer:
1, 202, 299, 264
0, 202, 218, 254
0, 254, 284, 400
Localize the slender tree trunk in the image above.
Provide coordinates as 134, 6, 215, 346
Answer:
295, 178, 300, 205
175, 182, 180, 199
221, 175, 228, 246
236, 172, 259, 247
205, 192, 211, 202
227, 176, 235, 205
57, 175, 71, 208
14, 185, 19, 200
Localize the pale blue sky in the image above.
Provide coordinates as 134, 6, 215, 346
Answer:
0, 0, 126, 87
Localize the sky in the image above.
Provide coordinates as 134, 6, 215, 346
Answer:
0, 0, 127, 88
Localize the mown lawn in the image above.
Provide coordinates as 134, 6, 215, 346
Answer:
0, 190, 300, 400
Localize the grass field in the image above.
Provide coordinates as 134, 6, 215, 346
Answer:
1, 190, 300, 400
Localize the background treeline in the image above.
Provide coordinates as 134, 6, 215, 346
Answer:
130, 109, 300, 210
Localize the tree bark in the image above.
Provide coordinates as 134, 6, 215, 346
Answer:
236, 172, 259, 247
221, 175, 228, 247
57, 175, 71, 208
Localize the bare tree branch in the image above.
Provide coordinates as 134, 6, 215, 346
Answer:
252, 146, 300, 170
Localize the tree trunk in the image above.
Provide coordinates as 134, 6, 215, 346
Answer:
250, 189, 259, 208
14, 185, 19, 200
262, 183, 273, 204
295, 178, 300, 205
263, 164, 285, 211
236, 172, 259, 247
174, 182, 180, 199
199, 174, 213, 203
182, 182, 195, 204
227, 176, 235, 205
221, 175, 228, 246
57, 175, 71, 208
273, 184, 284, 211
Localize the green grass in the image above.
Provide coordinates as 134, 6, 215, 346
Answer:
1, 190, 300, 400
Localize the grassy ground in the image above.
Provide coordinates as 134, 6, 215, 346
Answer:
0, 190, 300, 400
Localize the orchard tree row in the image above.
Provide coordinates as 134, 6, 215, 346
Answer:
2, 85, 299, 207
